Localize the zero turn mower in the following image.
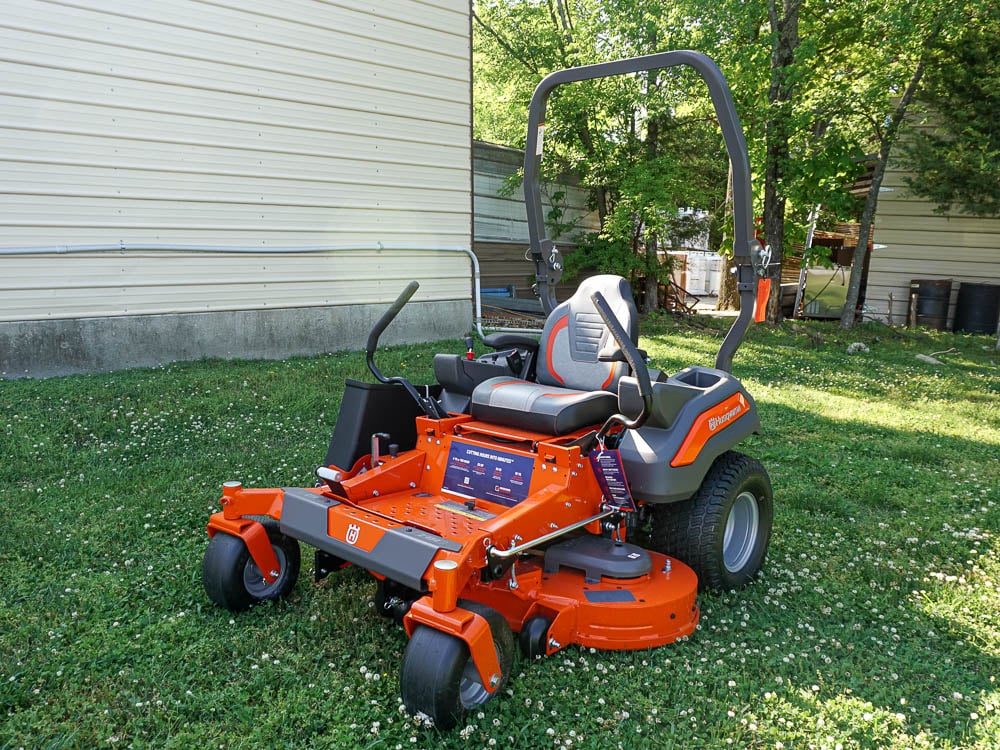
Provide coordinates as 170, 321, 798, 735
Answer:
201, 51, 776, 729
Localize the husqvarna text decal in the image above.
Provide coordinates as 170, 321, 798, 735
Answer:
671, 393, 749, 467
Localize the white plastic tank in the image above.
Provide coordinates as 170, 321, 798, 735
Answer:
706, 254, 723, 295
686, 253, 708, 294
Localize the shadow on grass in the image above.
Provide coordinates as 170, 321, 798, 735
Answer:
725, 398, 998, 747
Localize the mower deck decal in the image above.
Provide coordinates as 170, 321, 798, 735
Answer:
441, 440, 534, 507
434, 500, 498, 521
583, 589, 636, 603
670, 392, 749, 467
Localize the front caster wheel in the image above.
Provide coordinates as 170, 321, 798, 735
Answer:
519, 615, 552, 659
400, 600, 514, 730
651, 451, 773, 591
374, 579, 419, 622
202, 521, 301, 611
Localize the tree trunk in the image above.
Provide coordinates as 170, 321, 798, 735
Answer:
839, 155, 887, 327
717, 163, 739, 310
644, 232, 660, 314
763, 0, 801, 325
575, 121, 611, 228
643, 93, 662, 314
840, 55, 932, 328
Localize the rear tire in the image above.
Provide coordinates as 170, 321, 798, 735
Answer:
650, 451, 772, 591
202, 521, 301, 611
400, 600, 514, 730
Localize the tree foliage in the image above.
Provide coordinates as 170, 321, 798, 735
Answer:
899, 3, 1000, 218
474, 1, 733, 311
473, 0, 984, 325
837, 0, 972, 328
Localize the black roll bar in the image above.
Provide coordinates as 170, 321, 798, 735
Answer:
523, 51, 763, 372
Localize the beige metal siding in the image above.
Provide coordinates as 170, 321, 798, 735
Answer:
473, 140, 599, 299
473, 140, 598, 244
0, 0, 472, 321
868, 167, 1000, 324
2, 249, 468, 321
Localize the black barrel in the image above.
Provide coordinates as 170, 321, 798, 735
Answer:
953, 282, 1000, 334
910, 279, 952, 330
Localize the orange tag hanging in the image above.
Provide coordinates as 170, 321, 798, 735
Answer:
753, 277, 772, 323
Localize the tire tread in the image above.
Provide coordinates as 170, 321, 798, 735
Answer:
201, 521, 300, 611
650, 451, 772, 591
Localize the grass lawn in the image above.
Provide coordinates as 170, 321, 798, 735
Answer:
2, 316, 998, 749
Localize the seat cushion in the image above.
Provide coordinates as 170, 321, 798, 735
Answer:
471, 376, 618, 435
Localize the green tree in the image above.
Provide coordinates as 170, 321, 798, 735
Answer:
899, 3, 1000, 218
837, 0, 969, 328
474, 1, 964, 326
474, 0, 730, 312
474, 1, 871, 317
760, 0, 800, 323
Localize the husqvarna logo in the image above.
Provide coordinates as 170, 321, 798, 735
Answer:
709, 403, 743, 432
345, 524, 361, 545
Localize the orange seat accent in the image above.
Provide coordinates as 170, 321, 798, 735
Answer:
544, 315, 569, 384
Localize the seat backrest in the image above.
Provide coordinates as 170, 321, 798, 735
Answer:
535, 275, 639, 392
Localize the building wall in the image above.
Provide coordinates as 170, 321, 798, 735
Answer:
868, 165, 1000, 327
0, 0, 472, 376
473, 140, 598, 299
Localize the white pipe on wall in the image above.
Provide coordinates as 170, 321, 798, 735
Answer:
0, 241, 486, 337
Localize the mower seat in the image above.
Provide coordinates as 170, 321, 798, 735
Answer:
470, 275, 639, 435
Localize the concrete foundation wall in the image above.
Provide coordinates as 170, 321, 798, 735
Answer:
0, 299, 469, 379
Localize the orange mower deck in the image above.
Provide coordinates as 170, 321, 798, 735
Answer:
208, 412, 700, 666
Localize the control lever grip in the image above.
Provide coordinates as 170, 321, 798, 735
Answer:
591, 291, 651, 438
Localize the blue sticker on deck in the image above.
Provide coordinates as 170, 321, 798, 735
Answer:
441, 440, 534, 507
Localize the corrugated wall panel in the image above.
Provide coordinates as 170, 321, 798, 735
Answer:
872, 231, 1000, 255
867, 165, 1000, 324
472, 141, 598, 244
9, 1, 467, 70
0, 0, 472, 323
0, 32, 465, 124
0, 163, 469, 210
0, 250, 468, 320
472, 141, 599, 300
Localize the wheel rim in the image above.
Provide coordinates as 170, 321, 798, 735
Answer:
723, 491, 760, 574
458, 658, 490, 708
243, 546, 288, 598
